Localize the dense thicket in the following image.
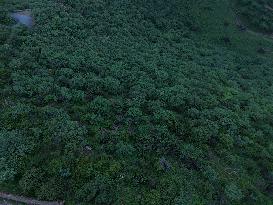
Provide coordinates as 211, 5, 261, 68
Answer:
1, 0, 273, 204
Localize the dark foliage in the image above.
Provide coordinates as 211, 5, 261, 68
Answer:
1, 0, 273, 204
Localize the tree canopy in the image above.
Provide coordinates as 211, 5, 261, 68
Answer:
1, 0, 273, 204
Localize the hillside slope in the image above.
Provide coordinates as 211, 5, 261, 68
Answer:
1, 0, 273, 204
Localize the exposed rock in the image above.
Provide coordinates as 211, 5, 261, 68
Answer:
159, 157, 172, 171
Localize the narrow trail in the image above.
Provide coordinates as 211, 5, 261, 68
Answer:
234, 11, 273, 43
0, 192, 64, 205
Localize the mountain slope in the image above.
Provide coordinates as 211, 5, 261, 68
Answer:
1, 0, 273, 204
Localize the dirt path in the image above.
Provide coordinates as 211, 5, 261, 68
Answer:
0, 192, 64, 205
234, 11, 273, 42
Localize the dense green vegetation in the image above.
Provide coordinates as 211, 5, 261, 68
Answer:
236, 0, 273, 32
1, 0, 273, 204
